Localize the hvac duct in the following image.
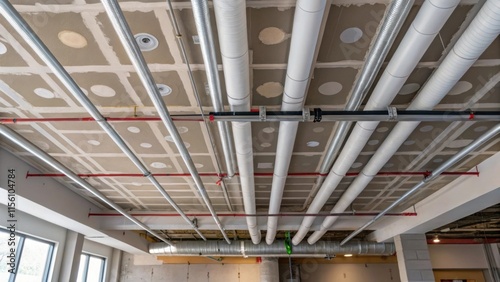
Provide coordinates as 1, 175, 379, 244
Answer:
0, 0, 207, 241
266, 0, 328, 245
190, 0, 237, 177
292, 0, 461, 245
213, 0, 261, 244
100, 0, 231, 243
0, 125, 173, 246
309, 0, 500, 244
342, 123, 500, 245
149, 240, 396, 256
302, 0, 413, 209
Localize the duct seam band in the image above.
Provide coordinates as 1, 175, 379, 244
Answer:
411, 22, 439, 36
221, 50, 248, 60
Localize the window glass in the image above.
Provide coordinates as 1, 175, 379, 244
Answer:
0, 228, 54, 282
78, 253, 105, 282
15, 238, 52, 282
76, 254, 87, 282
0, 230, 17, 281
86, 256, 104, 282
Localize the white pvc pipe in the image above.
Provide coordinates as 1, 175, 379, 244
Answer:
266, 0, 327, 245
292, 0, 461, 245
213, 0, 261, 244
307, 0, 500, 244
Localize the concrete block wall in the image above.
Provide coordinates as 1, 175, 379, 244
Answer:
395, 234, 435, 282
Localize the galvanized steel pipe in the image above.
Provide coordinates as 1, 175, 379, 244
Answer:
100, 0, 231, 244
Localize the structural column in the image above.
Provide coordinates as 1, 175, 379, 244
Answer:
260, 257, 279, 282
59, 230, 84, 282
394, 234, 435, 282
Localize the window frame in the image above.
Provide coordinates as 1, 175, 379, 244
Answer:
78, 253, 106, 282
0, 228, 55, 282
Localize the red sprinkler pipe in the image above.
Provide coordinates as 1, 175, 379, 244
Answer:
26, 170, 479, 178
88, 212, 417, 217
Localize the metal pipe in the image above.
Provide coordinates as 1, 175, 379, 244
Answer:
2, 110, 498, 124
166, 0, 233, 212
89, 212, 418, 217
306, 0, 414, 209
100, 0, 231, 244
0, 0, 207, 240
149, 240, 396, 256
0, 124, 174, 246
341, 123, 500, 245
191, 0, 236, 177
292, 0, 461, 245
309, 0, 500, 245
26, 170, 480, 178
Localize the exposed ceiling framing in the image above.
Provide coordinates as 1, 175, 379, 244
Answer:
0, 0, 498, 243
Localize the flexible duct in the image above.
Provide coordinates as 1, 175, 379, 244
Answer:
292, 0, 461, 245
0, 125, 174, 246
309, 0, 500, 244
149, 240, 396, 256
0, 0, 207, 241
213, 0, 261, 244
100, 0, 231, 243
191, 0, 237, 177
266, 0, 328, 245
342, 122, 500, 245
302, 0, 413, 209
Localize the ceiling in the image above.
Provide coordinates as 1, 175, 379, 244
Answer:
0, 0, 499, 243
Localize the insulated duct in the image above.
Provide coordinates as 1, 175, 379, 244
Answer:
0, 125, 173, 246
302, 0, 414, 209
0, 0, 206, 241
100, 0, 231, 243
342, 122, 500, 245
309, 0, 500, 244
292, 0, 461, 245
213, 0, 261, 244
149, 240, 396, 256
191, 0, 237, 177
266, 0, 328, 245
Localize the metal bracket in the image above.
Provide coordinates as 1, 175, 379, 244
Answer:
387, 106, 398, 121
259, 106, 266, 121
303, 107, 310, 122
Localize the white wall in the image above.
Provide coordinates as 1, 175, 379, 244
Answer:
0, 205, 118, 282
0, 206, 67, 282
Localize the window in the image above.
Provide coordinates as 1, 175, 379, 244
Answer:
77, 253, 106, 282
0, 228, 54, 282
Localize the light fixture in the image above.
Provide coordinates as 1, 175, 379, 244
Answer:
134, 33, 158, 51
433, 236, 440, 243
344, 254, 353, 257
156, 84, 172, 96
